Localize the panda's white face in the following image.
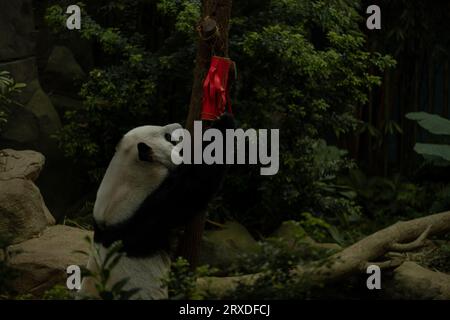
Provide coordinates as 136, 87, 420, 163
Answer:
119, 123, 183, 169
93, 123, 182, 226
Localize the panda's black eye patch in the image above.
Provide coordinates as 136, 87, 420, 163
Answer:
137, 142, 153, 162
165, 133, 177, 145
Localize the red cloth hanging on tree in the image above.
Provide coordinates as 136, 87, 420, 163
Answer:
201, 56, 234, 120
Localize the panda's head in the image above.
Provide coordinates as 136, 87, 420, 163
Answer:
94, 123, 183, 226
117, 123, 183, 170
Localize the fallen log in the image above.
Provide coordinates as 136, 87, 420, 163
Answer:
385, 261, 450, 299
197, 211, 450, 298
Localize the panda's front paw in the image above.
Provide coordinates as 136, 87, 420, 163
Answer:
211, 112, 236, 131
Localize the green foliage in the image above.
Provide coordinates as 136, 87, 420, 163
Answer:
158, 0, 201, 36
429, 184, 450, 213
339, 169, 426, 219
0, 71, 26, 133
46, 0, 394, 227
425, 243, 450, 274
42, 285, 74, 300
163, 257, 217, 300
414, 143, 450, 163
406, 112, 450, 135
298, 212, 333, 243
77, 237, 141, 300
46, 2, 193, 180
406, 112, 450, 166
220, 0, 394, 229
224, 236, 334, 299
232, 237, 331, 275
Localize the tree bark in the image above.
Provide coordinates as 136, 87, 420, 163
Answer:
177, 0, 233, 269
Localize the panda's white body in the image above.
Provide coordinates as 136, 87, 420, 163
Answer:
80, 115, 234, 300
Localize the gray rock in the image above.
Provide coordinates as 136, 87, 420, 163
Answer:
26, 88, 62, 136
8, 225, 92, 295
50, 94, 83, 115
43, 46, 86, 93
0, 149, 45, 181
0, 58, 61, 147
0, 178, 55, 244
0, 0, 35, 61
0, 106, 40, 145
199, 222, 258, 269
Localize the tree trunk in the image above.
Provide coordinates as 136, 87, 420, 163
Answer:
177, 0, 233, 269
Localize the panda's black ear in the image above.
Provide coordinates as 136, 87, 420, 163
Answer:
137, 142, 153, 162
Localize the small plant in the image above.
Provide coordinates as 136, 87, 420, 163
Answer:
42, 285, 74, 300
0, 71, 26, 133
163, 257, 217, 300
77, 237, 141, 300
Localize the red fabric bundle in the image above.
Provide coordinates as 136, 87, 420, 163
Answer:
201, 56, 234, 120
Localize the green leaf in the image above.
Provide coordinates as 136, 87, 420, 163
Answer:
119, 288, 141, 300
105, 252, 124, 271
102, 241, 123, 267
414, 143, 450, 162
406, 112, 450, 135
13, 83, 26, 90
111, 277, 130, 293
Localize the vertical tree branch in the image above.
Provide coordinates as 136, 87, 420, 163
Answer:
177, 0, 232, 269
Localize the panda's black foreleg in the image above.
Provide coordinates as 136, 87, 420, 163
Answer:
156, 113, 236, 226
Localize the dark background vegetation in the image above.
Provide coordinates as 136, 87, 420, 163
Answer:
46, 0, 450, 236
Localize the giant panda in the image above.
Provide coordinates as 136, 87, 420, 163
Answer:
80, 113, 235, 300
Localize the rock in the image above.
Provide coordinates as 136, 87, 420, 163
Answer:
0, 149, 45, 181
0, 58, 62, 148
272, 220, 341, 252
0, 178, 55, 244
43, 46, 86, 93
0, 2, 85, 221
0, 0, 35, 61
0, 106, 40, 145
50, 94, 83, 115
26, 87, 62, 136
45, 46, 86, 79
199, 222, 258, 269
8, 225, 92, 295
